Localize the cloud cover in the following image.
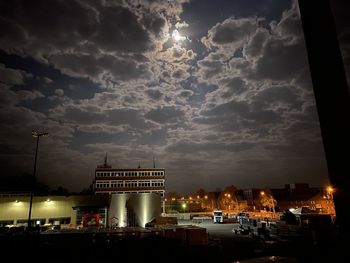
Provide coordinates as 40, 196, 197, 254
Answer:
0, 0, 330, 193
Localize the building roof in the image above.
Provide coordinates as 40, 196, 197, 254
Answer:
95, 168, 165, 171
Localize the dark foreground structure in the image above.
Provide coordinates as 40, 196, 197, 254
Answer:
298, 0, 350, 241
1, 227, 212, 263
0, 223, 345, 263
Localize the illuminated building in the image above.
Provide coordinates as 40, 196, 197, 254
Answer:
94, 157, 165, 197
0, 194, 109, 228
109, 193, 161, 227
0, 193, 161, 228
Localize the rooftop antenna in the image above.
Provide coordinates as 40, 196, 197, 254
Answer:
104, 153, 108, 167
138, 162, 141, 169
153, 155, 156, 168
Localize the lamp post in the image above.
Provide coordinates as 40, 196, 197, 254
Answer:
235, 196, 240, 213
227, 193, 231, 212
260, 191, 265, 212
327, 186, 334, 199
326, 186, 335, 215
27, 130, 48, 228
260, 191, 275, 218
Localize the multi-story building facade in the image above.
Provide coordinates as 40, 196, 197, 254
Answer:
94, 161, 165, 197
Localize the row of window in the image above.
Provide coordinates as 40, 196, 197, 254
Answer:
95, 180, 165, 189
96, 171, 164, 177
95, 190, 165, 197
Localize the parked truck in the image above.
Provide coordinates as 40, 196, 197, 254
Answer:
213, 210, 223, 223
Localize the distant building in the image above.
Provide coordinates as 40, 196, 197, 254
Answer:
271, 183, 332, 213
242, 188, 264, 211
94, 157, 165, 197
241, 183, 334, 215
0, 194, 109, 228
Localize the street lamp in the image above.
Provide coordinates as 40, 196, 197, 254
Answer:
227, 194, 231, 211
27, 130, 48, 228
326, 186, 335, 215
182, 203, 187, 212
260, 191, 275, 217
327, 186, 334, 198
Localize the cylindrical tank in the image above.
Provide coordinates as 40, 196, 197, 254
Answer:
109, 193, 161, 227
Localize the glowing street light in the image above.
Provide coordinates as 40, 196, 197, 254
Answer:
260, 190, 275, 217
327, 186, 334, 195
325, 186, 335, 215
182, 203, 187, 212
28, 130, 48, 228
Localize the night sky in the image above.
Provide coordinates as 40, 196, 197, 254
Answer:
2, 0, 347, 194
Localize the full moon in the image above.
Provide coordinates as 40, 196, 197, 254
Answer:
172, 30, 186, 42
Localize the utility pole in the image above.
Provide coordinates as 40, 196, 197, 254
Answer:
27, 130, 48, 228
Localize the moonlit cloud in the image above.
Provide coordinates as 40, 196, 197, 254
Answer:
0, 63, 29, 85
0, 0, 333, 193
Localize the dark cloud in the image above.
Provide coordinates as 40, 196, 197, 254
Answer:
330, 0, 350, 85
51, 105, 152, 130
0, 84, 18, 106
166, 140, 254, 154
179, 90, 193, 98
136, 128, 168, 146
243, 28, 268, 59
144, 106, 185, 124
145, 88, 163, 100
50, 51, 152, 82
203, 17, 259, 47
0, 0, 96, 52
0, 0, 156, 84
107, 109, 151, 130
0, 0, 153, 54
254, 39, 308, 80
219, 77, 248, 95
93, 5, 153, 53
141, 13, 166, 37
60, 106, 101, 125
273, 1, 304, 43
202, 100, 249, 117
197, 56, 225, 81
251, 85, 303, 111
0, 63, 27, 85
172, 68, 189, 80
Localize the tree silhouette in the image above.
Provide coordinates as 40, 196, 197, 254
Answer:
218, 185, 239, 212
259, 189, 277, 213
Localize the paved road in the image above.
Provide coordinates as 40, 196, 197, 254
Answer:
178, 219, 266, 262
179, 219, 239, 237
178, 219, 341, 262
